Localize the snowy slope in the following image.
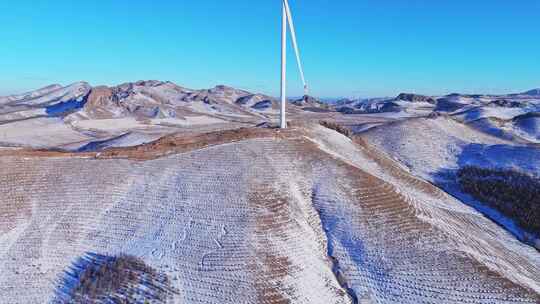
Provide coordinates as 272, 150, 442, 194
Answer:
0, 125, 538, 303
336, 93, 436, 116
0, 82, 90, 107
0, 81, 278, 149
360, 116, 516, 177
452, 106, 529, 123
464, 112, 540, 144
76, 132, 167, 152
0, 84, 63, 105
360, 116, 540, 248
0, 117, 94, 148
512, 112, 540, 143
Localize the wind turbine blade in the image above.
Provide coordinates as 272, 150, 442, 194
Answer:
283, 0, 308, 95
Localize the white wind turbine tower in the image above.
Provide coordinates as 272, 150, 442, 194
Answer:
280, 0, 308, 129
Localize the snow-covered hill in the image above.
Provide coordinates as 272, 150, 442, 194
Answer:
3, 83, 539, 149
336, 93, 436, 115
2, 82, 540, 302
0, 81, 291, 150
1, 124, 538, 303
512, 112, 540, 143
360, 115, 540, 248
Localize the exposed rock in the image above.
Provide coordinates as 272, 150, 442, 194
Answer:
489, 99, 524, 108
338, 99, 401, 114
251, 100, 274, 110
427, 111, 449, 119
435, 98, 467, 112
82, 86, 120, 118
291, 95, 323, 107
235, 94, 276, 110
396, 93, 436, 104
334, 98, 355, 106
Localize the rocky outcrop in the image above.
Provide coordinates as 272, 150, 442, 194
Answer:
82, 86, 120, 118
337, 99, 401, 114
235, 94, 276, 110
489, 99, 524, 108
435, 98, 467, 112
291, 95, 323, 106
396, 93, 436, 104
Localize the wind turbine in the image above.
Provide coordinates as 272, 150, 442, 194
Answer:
280, 0, 308, 129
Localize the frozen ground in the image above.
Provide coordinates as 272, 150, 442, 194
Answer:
1, 83, 539, 303
0, 124, 539, 303
360, 115, 540, 249
0, 82, 268, 150
0, 117, 93, 148
360, 116, 518, 178
452, 106, 529, 123
512, 113, 540, 143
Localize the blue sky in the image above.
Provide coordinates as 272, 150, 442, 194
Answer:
1, 0, 539, 97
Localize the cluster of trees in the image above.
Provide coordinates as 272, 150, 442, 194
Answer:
68, 254, 172, 303
457, 166, 540, 236
320, 121, 352, 138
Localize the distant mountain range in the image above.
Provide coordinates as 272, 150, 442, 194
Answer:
1, 81, 539, 122
0, 81, 297, 125
329, 89, 540, 115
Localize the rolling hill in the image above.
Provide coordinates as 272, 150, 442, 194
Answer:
1, 123, 539, 303
1, 83, 539, 303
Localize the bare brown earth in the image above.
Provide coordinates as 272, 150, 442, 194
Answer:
80, 85, 138, 120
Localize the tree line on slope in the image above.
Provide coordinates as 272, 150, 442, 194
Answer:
54, 253, 178, 303
320, 121, 353, 138
457, 166, 540, 237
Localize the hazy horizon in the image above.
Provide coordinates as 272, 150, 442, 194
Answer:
1, 79, 538, 100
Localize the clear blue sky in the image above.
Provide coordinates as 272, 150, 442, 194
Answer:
1, 0, 539, 97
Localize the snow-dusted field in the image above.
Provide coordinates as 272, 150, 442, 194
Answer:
0, 124, 538, 303
360, 115, 540, 249
0, 81, 268, 151
1, 82, 540, 303
360, 116, 518, 179
0, 117, 93, 148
